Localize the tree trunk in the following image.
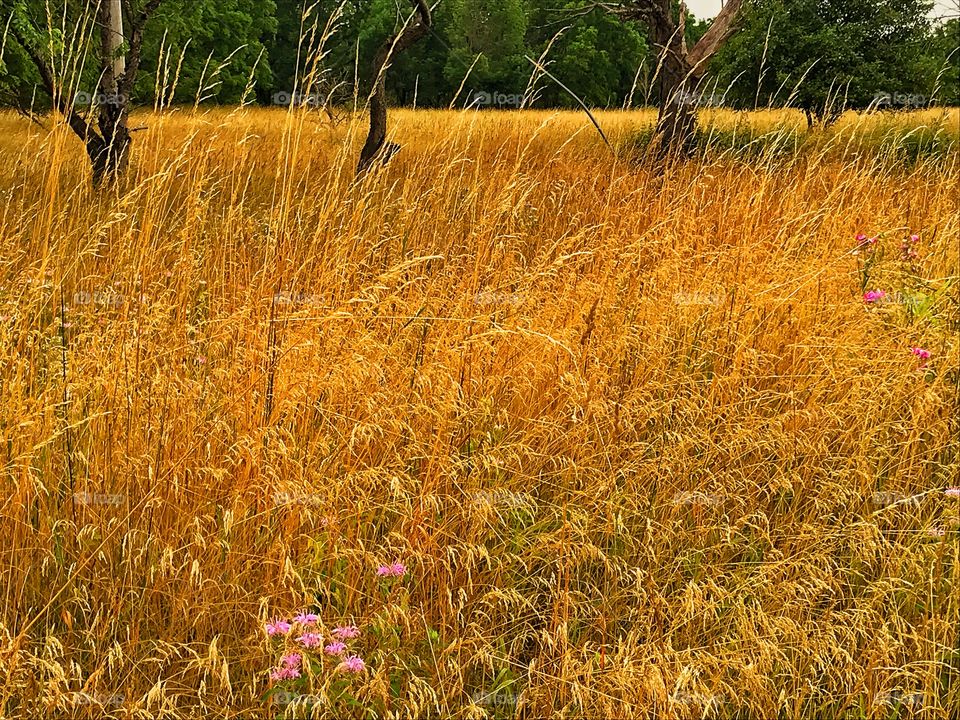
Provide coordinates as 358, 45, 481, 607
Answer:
655, 95, 698, 156
651, 15, 698, 156
356, 1, 431, 176
94, 0, 131, 186
87, 106, 131, 187
8, 0, 161, 186
602, 1, 745, 159
356, 43, 392, 175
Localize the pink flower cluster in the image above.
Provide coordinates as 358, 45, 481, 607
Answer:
900, 233, 920, 260
331, 624, 359, 639
854, 233, 878, 254
265, 620, 292, 637
376, 562, 407, 578
338, 655, 366, 674
909, 347, 933, 369
945, 487, 960, 499
297, 632, 322, 649
269, 653, 302, 681
266, 613, 367, 682
863, 289, 886, 304
324, 640, 347, 656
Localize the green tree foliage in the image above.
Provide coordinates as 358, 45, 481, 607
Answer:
1, 0, 953, 111
713, 0, 940, 119
928, 18, 960, 105
524, 1, 647, 108
138, 0, 278, 104
444, 0, 527, 95
0, 0, 89, 111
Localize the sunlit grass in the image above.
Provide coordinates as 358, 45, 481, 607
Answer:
0, 106, 957, 719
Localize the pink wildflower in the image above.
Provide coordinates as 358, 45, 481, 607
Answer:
265, 620, 292, 637
269, 666, 301, 681
297, 632, 322, 649
911, 348, 931, 361
863, 289, 886, 304
945, 487, 960, 499
337, 655, 366, 674
281, 653, 302, 669
331, 625, 359, 640
293, 612, 320, 625
324, 641, 347, 656
376, 562, 406, 578
900, 234, 920, 260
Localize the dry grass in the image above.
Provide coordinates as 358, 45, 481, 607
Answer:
0, 106, 958, 719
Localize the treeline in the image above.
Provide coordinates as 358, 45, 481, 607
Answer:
2, 0, 958, 115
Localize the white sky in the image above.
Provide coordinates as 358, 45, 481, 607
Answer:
686, 0, 958, 20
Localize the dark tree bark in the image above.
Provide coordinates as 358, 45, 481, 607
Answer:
8, 0, 163, 186
356, 0, 432, 176
804, 107, 844, 131
601, 0, 745, 156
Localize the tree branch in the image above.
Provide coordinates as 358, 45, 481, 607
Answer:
119, 0, 165, 98
687, 0, 745, 73
7, 20, 97, 142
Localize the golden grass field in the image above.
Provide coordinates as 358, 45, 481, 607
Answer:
0, 106, 958, 719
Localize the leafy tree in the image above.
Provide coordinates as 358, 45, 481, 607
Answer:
525, 1, 648, 108
927, 18, 960, 105
445, 0, 527, 96
714, 0, 937, 125
138, 0, 277, 104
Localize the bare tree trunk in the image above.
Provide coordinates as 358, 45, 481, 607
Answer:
108, 0, 126, 80
92, 0, 131, 186
650, 9, 697, 156
8, 0, 163, 186
356, 0, 431, 176
656, 94, 698, 156
603, 1, 745, 157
